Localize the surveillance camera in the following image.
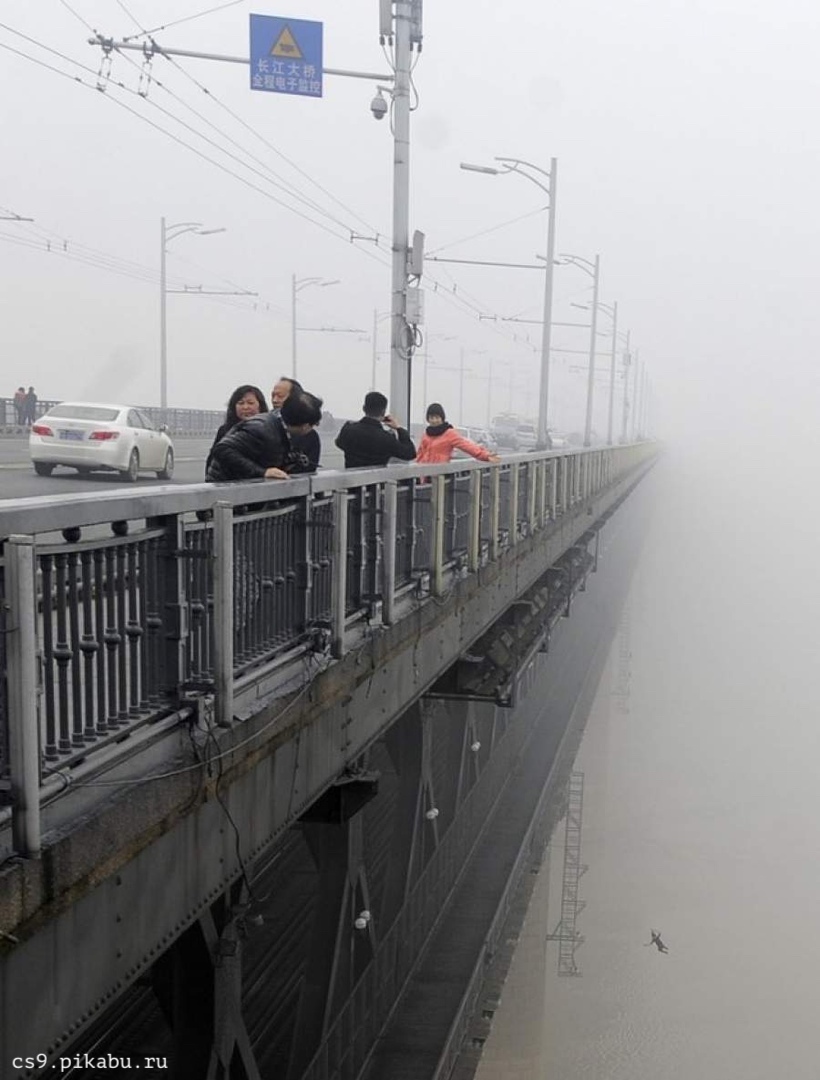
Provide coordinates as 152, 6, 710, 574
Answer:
370, 92, 388, 120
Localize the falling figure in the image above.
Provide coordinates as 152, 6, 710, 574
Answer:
645, 929, 669, 954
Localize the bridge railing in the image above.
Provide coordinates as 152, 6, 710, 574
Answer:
0, 397, 223, 435
0, 443, 654, 856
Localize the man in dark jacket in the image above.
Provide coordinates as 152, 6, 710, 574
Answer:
207, 391, 323, 481
335, 391, 416, 468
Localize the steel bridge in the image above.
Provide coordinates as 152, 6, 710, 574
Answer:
0, 443, 656, 1079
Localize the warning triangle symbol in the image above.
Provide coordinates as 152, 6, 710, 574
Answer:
270, 25, 303, 59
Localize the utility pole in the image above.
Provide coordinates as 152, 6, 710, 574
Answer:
486, 358, 493, 429
159, 218, 237, 408
422, 333, 429, 410
160, 216, 168, 410
620, 330, 631, 443
372, 307, 378, 390
538, 158, 557, 449
459, 347, 466, 425
291, 273, 298, 378
291, 276, 339, 379
606, 300, 618, 445
631, 349, 641, 440
460, 156, 558, 449
583, 255, 601, 447
389, 0, 413, 426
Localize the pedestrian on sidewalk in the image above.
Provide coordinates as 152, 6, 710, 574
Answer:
23, 386, 37, 427
13, 387, 25, 427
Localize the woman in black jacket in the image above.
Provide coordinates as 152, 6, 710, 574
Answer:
205, 385, 268, 475
207, 391, 323, 482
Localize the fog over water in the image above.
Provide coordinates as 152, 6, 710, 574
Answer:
474, 426, 820, 1078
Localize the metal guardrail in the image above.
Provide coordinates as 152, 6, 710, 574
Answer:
0, 443, 654, 856
0, 397, 223, 435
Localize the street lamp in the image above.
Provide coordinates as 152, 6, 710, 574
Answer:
460, 155, 558, 449
573, 299, 625, 445
420, 333, 456, 416
466, 355, 509, 429
370, 310, 392, 389
291, 275, 340, 378
619, 332, 632, 443
557, 253, 601, 446
160, 217, 226, 409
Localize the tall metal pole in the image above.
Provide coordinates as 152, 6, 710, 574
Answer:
291, 273, 298, 380
639, 366, 648, 438
389, 0, 412, 423
422, 334, 429, 412
583, 254, 601, 447
371, 308, 378, 389
160, 216, 167, 409
537, 158, 558, 449
631, 349, 640, 440
459, 347, 465, 425
620, 330, 631, 443
606, 300, 618, 444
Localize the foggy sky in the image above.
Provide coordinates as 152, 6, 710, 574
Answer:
2, 0, 819, 442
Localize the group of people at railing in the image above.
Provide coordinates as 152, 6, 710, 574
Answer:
204, 378, 500, 483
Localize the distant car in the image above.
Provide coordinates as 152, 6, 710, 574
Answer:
490, 417, 519, 450
29, 402, 175, 481
463, 426, 498, 451
515, 423, 538, 451
549, 431, 569, 449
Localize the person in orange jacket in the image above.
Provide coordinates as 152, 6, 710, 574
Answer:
415, 403, 501, 465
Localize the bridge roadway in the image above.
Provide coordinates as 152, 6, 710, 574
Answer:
0, 443, 656, 1078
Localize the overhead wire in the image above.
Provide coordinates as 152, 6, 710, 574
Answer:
114, 0, 146, 34
122, 0, 247, 43
25, 12, 377, 242
427, 206, 547, 256
0, 35, 361, 252
56, 0, 382, 236
5, 18, 543, 357
161, 53, 384, 238
56, 0, 384, 238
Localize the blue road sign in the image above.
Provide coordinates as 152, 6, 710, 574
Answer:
249, 14, 323, 98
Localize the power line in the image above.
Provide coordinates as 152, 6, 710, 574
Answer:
122, 1, 247, 44
0, 34, 356, 247
56, 0, 95, 33
55, 0, 382, 238
114, 0, 145, 34
427, 206, 546, 256
162, 52, 383, 238
33, 13, 377, 240
2, 29, 540, 357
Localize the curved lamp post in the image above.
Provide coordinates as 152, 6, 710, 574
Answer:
460, 156, 558, 449
557, 253, 600, 446
291, 276, 340, 379
160, 218, 226, 408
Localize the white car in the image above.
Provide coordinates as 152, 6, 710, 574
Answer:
30, 402, 175, 482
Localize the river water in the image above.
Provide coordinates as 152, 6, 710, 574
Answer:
476, 442, 820, 1080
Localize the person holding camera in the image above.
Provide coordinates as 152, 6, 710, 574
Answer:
335, 390, 416, 468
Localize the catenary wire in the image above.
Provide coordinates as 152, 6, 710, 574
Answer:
122, 1, 246, 44
2, 33, 542, 356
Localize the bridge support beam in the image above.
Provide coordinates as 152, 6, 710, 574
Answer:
287, 813, 375, 1080
152, 883, 261, 1080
